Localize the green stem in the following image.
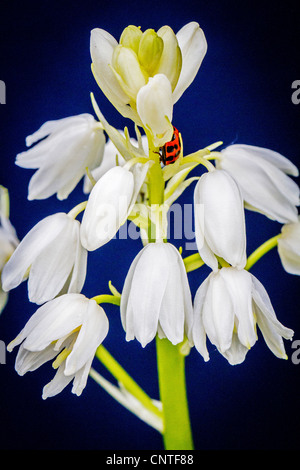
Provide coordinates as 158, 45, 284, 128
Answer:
183, 252, 205, 273
145, 131, 194, 449
95, 345, 162, 421
156, 337, 194, 450
92, 294, 121, 307
245, 234, 279, 270
68, 200, 87, 219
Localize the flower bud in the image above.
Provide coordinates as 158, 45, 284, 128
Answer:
119, 25, 142, 54
138, 29, 164, 75
112, 45, 148, 101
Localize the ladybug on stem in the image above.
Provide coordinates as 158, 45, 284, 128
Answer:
159, 126, 182, 165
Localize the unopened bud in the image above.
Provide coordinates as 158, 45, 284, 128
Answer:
119, 25, 142, 54
138, 29, 164, 75
112, 45, 148, 101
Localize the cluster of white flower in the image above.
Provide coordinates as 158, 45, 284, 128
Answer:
1, 22, 299, 407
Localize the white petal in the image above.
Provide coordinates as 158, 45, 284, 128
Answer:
67, 226, 88, 294
173, 22, 207, 103
27, 216, 79, 304
65, 300, 109, 375
220, 268, 256, 349
71, 359, 93, 396
251, 274, 294, 359
17, 114, 105, 200
251, 274, 294, 358
157, 245, 187, 345
128, 162, 150, 212
0, 287, 8, 314
155, 26, 182, 91
202, 271, 235, 353
193, 185, 218, 272
226, 144, 299, 177
24, 115, 91, 147
120, 245, 144, 335
2, 213, 68, 292
42, 363, 74, 399
83, 138, 126, 193
136, 74, 173, 147
121, 243, 169, 347
192, 275, 210, 361
90, 29, 130, 106
90, 29, 140, 123
80, 166, 134, 251
219, 145, 300, 223
15, 342, 58, 375
194, 170, 247, 270
22, 294, 86, 351
278, 219, 300, 275
221, 333, 249, 365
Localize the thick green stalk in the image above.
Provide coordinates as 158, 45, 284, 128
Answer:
156, 337, 194, 450
147, 131, 194, 449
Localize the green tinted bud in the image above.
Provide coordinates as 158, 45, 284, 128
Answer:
138, 29, 164, 75
112, 45, 147, 101
119, 25, 142, 54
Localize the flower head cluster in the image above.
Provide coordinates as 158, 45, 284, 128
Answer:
91, 22, 207, 146
1, 19, 299, 407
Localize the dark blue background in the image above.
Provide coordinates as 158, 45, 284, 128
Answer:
0, 0, 299, 451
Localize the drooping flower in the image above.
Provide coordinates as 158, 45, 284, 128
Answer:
80, 162, 149, 251
7, 294, 109, 398
192, 267, 294, 365
216, 144, 300, 223
2, 212, 87, 305
194, 169, 247, 272
277, 216, 300, 275
0, 186, 19, 313
120, 241, 193, 347
90, 22, 207, 145
16, 114, 106, 200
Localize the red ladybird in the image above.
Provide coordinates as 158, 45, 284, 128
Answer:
160, 126, 181, 165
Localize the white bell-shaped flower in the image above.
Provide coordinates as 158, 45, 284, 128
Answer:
277, 216, 300, 275
192, 267, 294, 365
216, 144, 300, 223
7, 294, 109, 398
120, 241, 193, 347
194, 169, 247, 272
16, 114, 106, 200
80, 162, 149, 251
1, 213, 87, 305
